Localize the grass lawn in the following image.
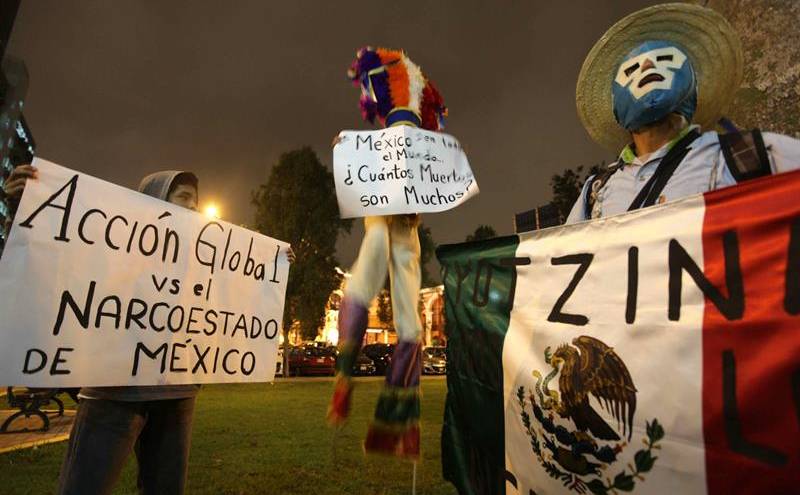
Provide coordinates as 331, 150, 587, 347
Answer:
1, 377, 456, 495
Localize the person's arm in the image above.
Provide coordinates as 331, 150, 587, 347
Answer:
713, 132, 800, 189
763, 132, 800, 174
564, 176, 594, 225
3, 164, 38, 199
2, 164, 38, 231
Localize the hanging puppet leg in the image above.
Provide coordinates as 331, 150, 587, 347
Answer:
328, 216, 390, 425
364, 215, 423, 458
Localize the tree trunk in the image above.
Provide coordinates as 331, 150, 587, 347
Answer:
282, 325, 291, 377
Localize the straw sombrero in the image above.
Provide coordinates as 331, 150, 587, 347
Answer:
576, 3, 743, 152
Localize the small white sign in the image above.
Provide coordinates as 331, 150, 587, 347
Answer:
0, 159, 290, 387
333, 126, 479, 218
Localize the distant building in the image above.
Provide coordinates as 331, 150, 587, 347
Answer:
312, 268, 446, 347
420, 285, 446, 346
319, 289, 343, 345
514, 202, 563, 233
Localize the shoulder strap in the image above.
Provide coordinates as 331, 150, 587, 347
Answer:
584, 161, 623, 220
718, 128, 771, 182
628, 129, 702, 212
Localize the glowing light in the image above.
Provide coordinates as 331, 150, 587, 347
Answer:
203, 204, 220, 219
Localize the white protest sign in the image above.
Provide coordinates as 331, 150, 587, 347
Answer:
333, 126, 478, 218
0, 158, 290, 387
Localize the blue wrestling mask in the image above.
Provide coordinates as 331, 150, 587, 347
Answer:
612, 40, 697, 131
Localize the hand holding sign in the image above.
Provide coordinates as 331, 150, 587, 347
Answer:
333, 125, 479, 218
2, 164, 38, 199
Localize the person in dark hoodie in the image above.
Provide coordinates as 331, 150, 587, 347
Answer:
53, 170, 201, 495
7, 166, 294, 493
5, 167, 202, 493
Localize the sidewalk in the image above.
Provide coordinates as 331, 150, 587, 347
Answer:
0, 409, 75, 454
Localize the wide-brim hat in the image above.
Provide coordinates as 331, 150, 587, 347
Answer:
576, 3, 743, 152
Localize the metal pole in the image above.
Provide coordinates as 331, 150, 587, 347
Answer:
411, 461, 417, 495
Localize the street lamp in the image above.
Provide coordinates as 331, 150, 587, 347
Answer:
203, 204, 220, 219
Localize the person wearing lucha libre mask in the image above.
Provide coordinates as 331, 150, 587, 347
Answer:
567, 3, 800, 223
328, 46, 447, 459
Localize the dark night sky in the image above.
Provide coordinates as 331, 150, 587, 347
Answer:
8, 0, 660, 269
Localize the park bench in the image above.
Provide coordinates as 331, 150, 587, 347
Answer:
0, 387, 79, 433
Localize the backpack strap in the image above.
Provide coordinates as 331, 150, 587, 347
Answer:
718, 129, 771, 182
584, 161, 623, 220
628, 128, 702, 211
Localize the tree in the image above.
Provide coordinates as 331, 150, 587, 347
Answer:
465, 224, 497, 242
708, 0, 799, 138
550, 163, 604, 220
252, 147, 352, 371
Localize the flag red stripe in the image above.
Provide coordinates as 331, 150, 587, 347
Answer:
702, 171, 800, 493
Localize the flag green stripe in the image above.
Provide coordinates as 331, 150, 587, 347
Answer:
437, 234, 521, 495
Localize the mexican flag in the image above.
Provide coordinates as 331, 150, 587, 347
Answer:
438, 170, 800, 495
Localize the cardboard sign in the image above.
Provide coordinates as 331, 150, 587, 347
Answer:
333, 126, 478, 218
0, 159, 290, 386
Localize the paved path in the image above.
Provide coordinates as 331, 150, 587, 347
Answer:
0, 409, 75, 454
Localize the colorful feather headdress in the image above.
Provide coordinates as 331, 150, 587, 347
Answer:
348, 47, 447, 132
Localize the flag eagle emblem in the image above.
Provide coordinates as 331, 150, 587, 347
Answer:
517, 336, 664, 494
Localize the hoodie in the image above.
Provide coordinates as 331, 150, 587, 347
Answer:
80, 171, 200, 402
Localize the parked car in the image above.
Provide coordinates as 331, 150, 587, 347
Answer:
423, 346, 447, 375
287, 345, 336, 376
328, 346, 377, 376
352, 351, 377, 376
275, 347, 284, 377
363, 343, 395, 375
